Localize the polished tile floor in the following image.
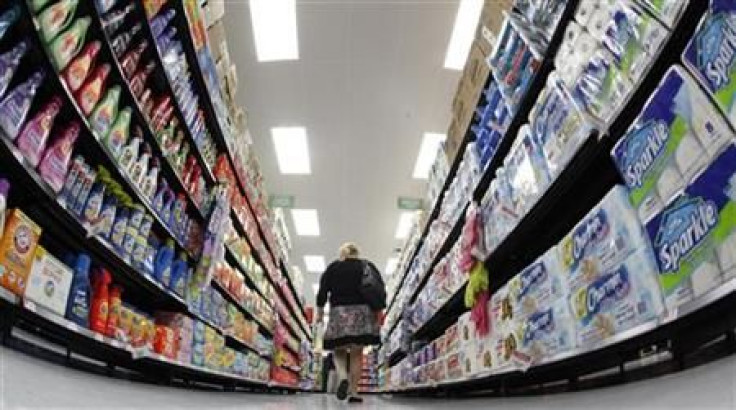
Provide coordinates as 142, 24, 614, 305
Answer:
1, 346, 735, 409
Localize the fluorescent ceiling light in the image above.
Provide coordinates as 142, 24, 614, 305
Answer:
444, 0, 483, 70
385, 257, 399, 276
291, 209, 320, 236
249, 0, 299, 62
272, 127, 311, 174
413, 133, 447, 179
395, 212, 416, 240
304, 255, 326, 273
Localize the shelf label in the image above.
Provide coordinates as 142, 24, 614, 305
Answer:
397, 197, 424, 210
269, 195, 295, 209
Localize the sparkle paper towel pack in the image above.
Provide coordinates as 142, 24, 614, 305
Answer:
612, 66, 734, 223
683, 1, 736, 131
646, 143, 736, 311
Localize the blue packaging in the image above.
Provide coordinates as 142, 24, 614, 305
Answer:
508, 248, 565, 318
683, 1, 736, 130
612, 66, 734, 223
645, 143, 736, 311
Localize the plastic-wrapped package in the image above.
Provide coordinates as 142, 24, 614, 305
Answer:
638, 0, 687, 28
646, 143, 736, 311
513, 299, 576, 364
682, 0, 736, 131
504, 127, 552, 216
612, 66, 734, 223
508, 247, 566, 317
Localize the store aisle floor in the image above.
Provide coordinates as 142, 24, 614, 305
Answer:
1, 346, 735, 409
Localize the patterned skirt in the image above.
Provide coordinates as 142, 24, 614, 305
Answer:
323, 304, 380, 350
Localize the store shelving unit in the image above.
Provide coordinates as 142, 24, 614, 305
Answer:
382, 0, 723, 396
0, 0, 308, 392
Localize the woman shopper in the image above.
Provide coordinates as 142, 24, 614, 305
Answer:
316, 243, 385, 403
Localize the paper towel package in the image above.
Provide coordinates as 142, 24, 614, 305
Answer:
683, 1, 736, 131
514, 299, 576, 364
646, 143, 736, 311
569, 248, 664, 350
558, 185, 651, 291
490, 284, 516, 334
508, 247, 566, 317
612, 66, 734, 223
639, 0, 687, 28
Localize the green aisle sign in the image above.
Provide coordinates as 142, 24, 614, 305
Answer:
269, 195, 295, 208
397, 197, 423, 210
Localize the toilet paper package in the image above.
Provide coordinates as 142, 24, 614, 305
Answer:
612, 66, 734, 223
514, 299, 576, 364
639, 0, 687, 28
530, 73, 594, 179
558, 185, 651, 291
504, 127, 552, 216
569, 248, 665, 350
508, 247, 566, 317
646, 143, 736, 311
490, 284, 516, 335
683, 1, 736, 131
602, 0, 669, 83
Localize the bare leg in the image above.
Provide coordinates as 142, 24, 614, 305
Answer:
333, 348, 350, 400
349, 346, 363, 397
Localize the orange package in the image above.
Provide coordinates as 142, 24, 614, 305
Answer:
0, 209, 42, 296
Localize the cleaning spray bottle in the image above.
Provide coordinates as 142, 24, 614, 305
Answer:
66, 253, 91, 328
15, 96, 63, 167
38, 0, 79, 44
0, 70, 45, 140
0, 40, 29, 99
118, 131, 142, 171
154, 238, 175, 287
48, 17, 91, 70
120, 40, 148, 79
129, 62, 155, 98
89, 268, 111, 334
37, 122, 80, 193
61, 41, 101, 92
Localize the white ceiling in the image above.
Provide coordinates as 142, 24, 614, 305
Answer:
222, 0, 462, 304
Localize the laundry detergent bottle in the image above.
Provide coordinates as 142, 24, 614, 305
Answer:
66, 253, 91, 328
38, 122, 80, 193
48, 17, 91, 70
89, 268, 111, 334
0, 70, 45, 140
105, 284, 122, 338
75, 64, 111, 117
0, 41, 29, 100
15, 96, 63, 167
154, 238, 175, 287
169, 252, 188, 296
62, 41, 101, 93
89, 86, 120, 137
38, 0, 80, 44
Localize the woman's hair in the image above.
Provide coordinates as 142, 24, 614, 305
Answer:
339, 242, 360, 260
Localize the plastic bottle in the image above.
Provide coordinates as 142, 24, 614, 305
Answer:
150, 9, 176, 38
82, 172, 106, 224
37, 122, 80, 193
143, 237, 158, 277
97, 189, 117, 239
118, 133, 141, 171
105, 107, 131, 157
169, 252, 187, 296
15, 96, 63, 167
129, 62, 155, 98
48, 17, 91, 71
75, 64, 111, 116
111, 24, 142, 58
0, 179, 9, 237
160, 187, 175, 226
120, 40, 148, 79
95, 0, 119, 15
129, 143, 151, 185
89, 268, 111, 334
38, 0, 79, 44
170, 193, 187, 238
102, 4, 135, 36
70, 164, 97, 216
157, 27, 178, 54
154, 239, 175, 286
0, 6, 20, 41
89, 86, 121, 137
31, 0, 52, 13
0, 41, 29, 100
59, 156, 85, 207
142, 157, 160, 200
152, 179, 169, 214
61, 41, 101, 93
105, 284, 122, 337
66, 253, 91, 328
110, 200, 129, 250
0, 70, 45, 140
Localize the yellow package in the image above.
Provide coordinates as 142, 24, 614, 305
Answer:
0, 209, 42, 296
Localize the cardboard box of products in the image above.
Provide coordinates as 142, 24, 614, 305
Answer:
462, 42, 491, 94
476, 0, 513, 55
25, 247, 73, 316
207, 21, 227, 62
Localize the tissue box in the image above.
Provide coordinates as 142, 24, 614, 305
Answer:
514, 299, 576, 364
569, 249, 664, 350
558, 185, 651, 291
683, 1, 736, 131
24, 247, 73, 316
508, 247, 566, 317
612, 66, 734, 223
646, 144, 736, 310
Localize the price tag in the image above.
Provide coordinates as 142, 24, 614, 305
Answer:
94, 333, 104, 342
24, 300, 37, 313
